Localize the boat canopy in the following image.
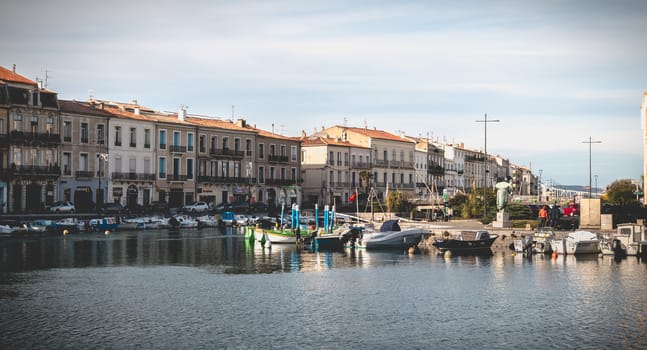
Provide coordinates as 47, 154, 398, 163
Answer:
379, 220, 401, 232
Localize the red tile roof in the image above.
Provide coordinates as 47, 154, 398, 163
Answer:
301, 137, 367, 148
0, 66, 38, 86
331, 126, 414, 143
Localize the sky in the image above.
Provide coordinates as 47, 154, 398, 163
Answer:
2, 0, 646, 189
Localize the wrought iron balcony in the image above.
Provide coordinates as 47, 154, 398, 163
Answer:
76, 170, 94, 179
170, 145, 186, 153
268, 155, 289, 163
112, 172, 156, 181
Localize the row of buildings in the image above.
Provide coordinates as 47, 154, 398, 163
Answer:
0, 65, 538, 213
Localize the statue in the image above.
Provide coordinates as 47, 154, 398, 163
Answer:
495, 182, 512, 211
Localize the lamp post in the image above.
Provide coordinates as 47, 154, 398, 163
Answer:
476, 114, 500, 221
582, 136, 601, 198
97, 152, 108, 211
538, 169, 543, 202
594, 174, 598, 198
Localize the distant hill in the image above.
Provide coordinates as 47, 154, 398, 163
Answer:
556, 184, 603, 193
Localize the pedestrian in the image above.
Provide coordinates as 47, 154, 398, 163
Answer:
550, 204, 561, 228
538, 205, 549, 228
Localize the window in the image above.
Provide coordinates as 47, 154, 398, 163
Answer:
258, 166, 265, 183
172, 131, 180, 148
63, 121, 71, 142
291, 146, 297, 162
187, 133, 194, 152
128, 128, 136, 147
199, 135, 206, 153
222, 137, 228, 150
234, 138, 240, 152
291, 168, 296, 182
115, 126, 122, 146
258, 143, 264, 159
144, 129, 150, 148
281, 168, 286, 181
46, 115, 53, 133
13, 112, 22, 132
337, 152, 341, 166
246, 139, 252, 156
80, 154, 88, 171
97, 124, 105, 144
114, 156, 122, 172
144, 158, 151, 174
329, 151, 334, 165
159, 130, 166, 149
30, 115, 38, 130
129, 158, 136, 172
280, 145, 286, 157
158, 157, 167, 179
270, 166, 275, 180
210, 136, 217, 151
269, 144, 276, 156
344, 152, 349, 165
62, 152, 71, 175
80, 123, 88, 143
187, 158, 194, 179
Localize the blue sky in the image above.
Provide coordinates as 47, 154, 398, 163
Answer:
2, 0, 646, 189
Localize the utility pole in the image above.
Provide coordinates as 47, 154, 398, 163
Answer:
476, 114, 500, 221
582, 137, 601, 198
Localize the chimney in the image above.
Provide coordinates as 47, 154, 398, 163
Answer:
301, 130, 306, 138
178, 105, 186, 121
235, 119, 246, 128
12, 64, 16, 73
134, 107, 140, 115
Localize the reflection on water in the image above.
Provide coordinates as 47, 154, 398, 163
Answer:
2, 228, 647, 349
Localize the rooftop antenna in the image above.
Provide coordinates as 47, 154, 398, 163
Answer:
44, 69, 50, 89
232, 105, 234, 120
89, 89, 95, 101
343, 117, 348, 127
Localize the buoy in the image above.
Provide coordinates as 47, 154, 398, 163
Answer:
511, 252, 516, 257
104, 230, 110, 235
552, 251, 558, 259
408, 246, 416, 255
444, 250, 452, 258
63, 229, 69, 235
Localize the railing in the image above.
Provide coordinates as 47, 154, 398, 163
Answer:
350, 161, 371, 169
428, 165, 444, 175
130, 142, 137, 148
160, 143, 166, 150
268, 155, 289, 163
265, 178, 295, 186
373, 159, 389, 167
112, 172, 156, 181
170, 145, 186, 153
8, 131, 61, 145
76, 170, 94, 179
10, 164, 61, 176
115, 140, 122, 146
208, 148, 244, 158
166, 174, 189, 182
197, 176, 256, 184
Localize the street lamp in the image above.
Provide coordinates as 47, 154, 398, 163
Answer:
594, 175, 598, 198
582, 136, 601, 198
97, 152, 108, 210
476, 114, 500, 221
538, 169, 543, 202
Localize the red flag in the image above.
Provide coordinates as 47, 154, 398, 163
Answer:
349, 191, 357, 202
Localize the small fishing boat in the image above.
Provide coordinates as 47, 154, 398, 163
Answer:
196, 215, 219, 227
433, 230, 498, 255
88, 217, 119, 232
169, 214, 199, 228
599, 223, 646, 257
550, 230, 599, 255
253, 218, 299, 244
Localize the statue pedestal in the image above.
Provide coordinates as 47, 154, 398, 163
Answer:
493, 210, 512, 228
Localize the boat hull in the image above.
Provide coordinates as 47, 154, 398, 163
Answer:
356, 228, 426, 250
254, 229, 297, 244
433, 235, 498, 254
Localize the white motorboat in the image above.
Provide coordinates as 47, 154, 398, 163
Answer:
196, 215, 219, 227
599, 223, 646, 257
551, 230, 600, 255
352, 220, 427, 249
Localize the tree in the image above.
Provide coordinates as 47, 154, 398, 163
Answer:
604, 179, 639, 206
359, 170, 373, 194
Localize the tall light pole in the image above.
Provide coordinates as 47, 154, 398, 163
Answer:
538, 169, 543, 202
97, 152, 108, 210
476, 114, 500, 221
594, 175, 598, 198
582, 136, 601, 198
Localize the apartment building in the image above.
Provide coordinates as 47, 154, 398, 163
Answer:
0, 66, 60, 213
188, 117, 257, 206
318, 126, 416, 198
58, 100, 112, 209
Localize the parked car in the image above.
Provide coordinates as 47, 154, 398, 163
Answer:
214, 201, 250, 214
182, 201, 210, 213
147, 201, 169, 213
48, 201, 76, 213
100, 202, 126, 214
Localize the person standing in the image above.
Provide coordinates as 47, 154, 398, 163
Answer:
550, 204, 561, 228
538, 205, 549, 228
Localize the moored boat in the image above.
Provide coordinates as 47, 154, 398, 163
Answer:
550, 230, 599, 255
433, 230, 498, 255
351, 220, 427, 250
599, 223, 646, 257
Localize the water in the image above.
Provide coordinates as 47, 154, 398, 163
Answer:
1, 228, 646, 349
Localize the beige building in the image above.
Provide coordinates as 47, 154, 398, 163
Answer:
318, 126, 416, 197
0, 66, 60, 213
301, 136, 368, 206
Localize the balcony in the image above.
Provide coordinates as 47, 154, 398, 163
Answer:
197, 176, 256, 184
75, 170, 94, 179
112, 172, 156, 181
428, 165, 444, 175
265, 178, 295, 186
10, 164, 61, 177
170, 145, 186, 153
9, 131, 61, 146
373, 159, 389, 168
208, 148, 244, 159
350, 161, 371, 169
268, 155, 289, 163
166, 174, 189, 182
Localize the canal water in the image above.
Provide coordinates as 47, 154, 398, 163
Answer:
1, 228, 646, 349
